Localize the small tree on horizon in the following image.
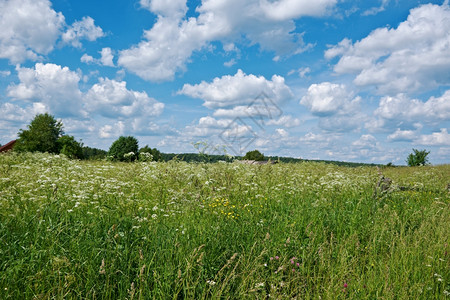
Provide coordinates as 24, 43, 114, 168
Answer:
108, 136, 139, 161
406, 149, 430, 166
139, 145, 161, 161
15, 113, 64, 154
243, 149, 265, 161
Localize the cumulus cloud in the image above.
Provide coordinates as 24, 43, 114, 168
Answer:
99, 121, 125, 139
300, 82, 365, 132
7, 63, 84, 117
374, 91, 450, 124
5, 63, 165, 140
387, 129, 418, 142
0, 102, 46, 125
0, 0, 65, 63
99, 48, 115, 67
119, 0, 336, 81
266, 115, 302, 128
140, 0, 187, 18
261, 0, 336, 21
416, 129, 450, 146
81, 54, 95, 64
352, 134, 378, 149
0, 1, 104, 64
326, 3, 450, 94
81, 48, 115, 67
86, 78, 164, 119
62, 17, 104, 48
179, 69, 293, 109
300, 82, 360, 116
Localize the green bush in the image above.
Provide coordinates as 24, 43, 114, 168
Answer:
406, 148, 430, 166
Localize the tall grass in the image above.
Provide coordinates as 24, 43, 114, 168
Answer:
0, 152, 448, 299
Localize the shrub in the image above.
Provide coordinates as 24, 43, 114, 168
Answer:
406, 149, 430, 166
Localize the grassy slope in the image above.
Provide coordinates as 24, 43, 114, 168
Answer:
0, 152, 449, 299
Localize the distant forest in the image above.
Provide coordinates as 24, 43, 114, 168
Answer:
82, 146, 382, 167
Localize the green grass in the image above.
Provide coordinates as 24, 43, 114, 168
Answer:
0, 152, 449, 299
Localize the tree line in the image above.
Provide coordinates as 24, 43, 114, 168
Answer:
5, 113, 430, 166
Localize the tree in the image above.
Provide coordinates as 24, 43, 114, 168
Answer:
108, 136, 139, 161
243, 149, 265, 161
406, 149, 430, 166
15, 113, 64, 153
58, 135, 84, 159
139, 145, 161, 161
82, 146, 107, 160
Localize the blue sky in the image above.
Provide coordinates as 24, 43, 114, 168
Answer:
0, 0, 449, 164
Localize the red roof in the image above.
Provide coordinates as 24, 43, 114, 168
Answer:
0, 140, 16, 153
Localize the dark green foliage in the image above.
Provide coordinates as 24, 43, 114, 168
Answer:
58, 135, 84, 159
82, 146, 107, 160
407, 149, 430, 166
243, 149, 265, 161
15, 113, 64, 154
108, 136, 139, 161
139, 145, 162, 161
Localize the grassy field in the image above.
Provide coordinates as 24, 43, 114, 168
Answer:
0, 152, 449, 299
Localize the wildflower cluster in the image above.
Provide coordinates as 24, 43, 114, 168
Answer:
208, 197, 240, 219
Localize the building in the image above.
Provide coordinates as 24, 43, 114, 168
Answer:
0, 140, 17, 153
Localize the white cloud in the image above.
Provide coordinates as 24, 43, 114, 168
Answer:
326, 3, 450, 94
224, 59, 237, 67
7, 63, 84, 117
387, 129, 417, 142
99, 121, 125, 139
288, 67, 311, 78
81, 48, 115, 67
266, 115, 302, 128
5, 64, 165, 137
352, 134, 378, 149
119, 0, 336, 81
300, 82, 360, 116
261, 0, 336, 21
140, 0, 188, 18
62, 17, 104, 48
0, 0, 65, 63
179, 69, 293, 109
0, 102, 46, 125
81, 53, 95, 64
416, 129, 450, 146
275, 128, 289, 137
86, 78, 164, 119
362, 0, 390, 16
300, 132, 334, 143
374, 91, 450, 124
100, 48, 115, 67
0, 70, 11, 77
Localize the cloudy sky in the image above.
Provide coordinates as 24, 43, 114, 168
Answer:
1, 0, 449, 164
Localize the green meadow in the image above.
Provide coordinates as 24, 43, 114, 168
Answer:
0, 152, 448, 299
